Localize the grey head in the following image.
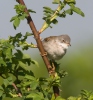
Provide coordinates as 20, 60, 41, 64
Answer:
57, 34, 71, 46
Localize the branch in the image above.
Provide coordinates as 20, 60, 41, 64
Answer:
53, 86, 60, 98
12, 83, 22, 97
17, 0, 60, 98
18, 0, 52, 73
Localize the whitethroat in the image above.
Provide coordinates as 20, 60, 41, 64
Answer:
42, 34, 71, 61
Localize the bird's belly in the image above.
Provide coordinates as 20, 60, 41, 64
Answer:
43, 40, 66, 60
47, 45, 66, 60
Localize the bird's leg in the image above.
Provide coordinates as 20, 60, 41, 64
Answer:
41, 52, 47, 57
50, 60, 56, 72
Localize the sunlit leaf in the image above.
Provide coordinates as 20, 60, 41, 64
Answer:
26, 92, 44, 100
30, 81, 39, 90
0, 58, 6, 66
25, 32, 33, 36
18, 61, 27, 70
52, 0, 60, 4
13, 18, 20, 29
25, 75, 36, 80
3, 79, 9, 87
10, 15, 17, 22
70, 5, 85, 17
3, 48, 12, 59
65, 9, 73, 15
43, 7, 54, 14
3, 77, 13, 87
28, 9, 36, 13
67, 96, 77, 100
23, 54, 31, 59
31, 60, 39, 67
18, 14, 25, 20
64, 0, 76, 4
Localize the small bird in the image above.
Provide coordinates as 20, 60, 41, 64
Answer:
42, 34, 71, 61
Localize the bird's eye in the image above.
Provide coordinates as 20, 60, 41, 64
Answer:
62, 39, 65, 42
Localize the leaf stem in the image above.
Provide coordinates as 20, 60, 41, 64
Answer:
39, 3, 65, 34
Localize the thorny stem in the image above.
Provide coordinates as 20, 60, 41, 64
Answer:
17, 0, 59, 98
39, 3, 65, 34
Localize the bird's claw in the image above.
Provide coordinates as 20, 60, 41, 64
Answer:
41, 52, 47, 57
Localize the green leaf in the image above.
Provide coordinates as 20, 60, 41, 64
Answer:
14, 49, 23, 59
80, 90, 93, 100
7, 76, 13, 84
28, 9, 36, 13
0, 86, 3, 91
23, 13, 28, 18
13, 18, 20, 29
18, 61, 27, 70
52, 0, 60, 4
58, 11, 66, 17
18, 15, 25, 20
43, 7, 54, 14
26, 92, 44, 100
25, 75, 36, 80
70, 5, 85, 17
64, 0, 76, 4
16, 32, 22, 38
25, 32, 33, 36
3, 48, 12, 59
23, 80, 38, 90
0, 86, 4, 97
31, 60, 39, 67
0, 58, 6, 66
44, 13, 51, 17
65, 9, 73, 15
14, 4, 26, 14
23, 54, 31, 59
3, 77, 13, 87
55, 96, 65, 100
10, 16, 17, 22
0, 91, 3, 97
23, 81, 32, 87
30, 81, 39, 90
3, 79, 9, 87
52, 19, 58, 24
67, 96, 77, 100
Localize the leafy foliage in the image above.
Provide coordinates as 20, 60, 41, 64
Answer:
0, 0, 90, 100
40, 0, 84, 33
0, 34, 38, 99
0, 33, 67, 100
10, 4, 36, 29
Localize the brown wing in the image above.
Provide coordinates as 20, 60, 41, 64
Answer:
44, 36, 57, 42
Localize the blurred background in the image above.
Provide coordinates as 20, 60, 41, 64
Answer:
0, 0, 93, 98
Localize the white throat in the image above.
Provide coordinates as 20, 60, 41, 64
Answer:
58, 42, 69, 50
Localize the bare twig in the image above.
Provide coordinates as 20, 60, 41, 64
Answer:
12, 83, 22, 97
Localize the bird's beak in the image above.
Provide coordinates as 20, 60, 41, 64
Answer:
67, 43, 71, 46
